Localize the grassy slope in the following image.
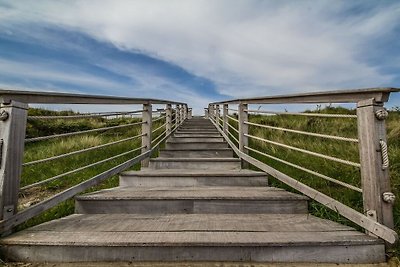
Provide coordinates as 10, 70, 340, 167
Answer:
227, 107, 399, 257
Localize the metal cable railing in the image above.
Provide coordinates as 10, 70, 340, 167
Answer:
245, 146, 362, 192
245, 133, 361, 168
244, 120, 359, 143
25, 121, 144, 143
21, 145, 146, 190
28, 110, 144, 120
246, 109, 357, 118
23, 133, 145, 167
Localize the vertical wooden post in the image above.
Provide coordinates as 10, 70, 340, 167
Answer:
166, 103, 172, 136
357, 99, 394, 230
183, 105, 188, 121
141, 103, 152, 167
215, 104, 220, 128
223, 104, 228, 135
209, 105, 214, 122
180, 105, 184, 123
0, 101, 28, 220
176, 105, 180, 127
188, 108, 192, 119
205, 108, 209, 119
239, 103, 249, 168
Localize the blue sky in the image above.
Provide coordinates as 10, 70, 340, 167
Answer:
0, 0, 399, 113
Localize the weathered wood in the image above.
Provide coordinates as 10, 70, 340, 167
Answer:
238, 103, 249, 168
141, 104, 152, 167
1, 213, 384, 263
165, 104, 172, 136
209, 117, 398, 244
357, 99, 394, 230
210, 87, 399, 105
183, 105, 188, 120
0, 89, 186, 105
223, 104, 228, 134
0, 151, 150, 233
0, 101, 28, 221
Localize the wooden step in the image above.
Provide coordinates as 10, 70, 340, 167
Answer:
74, 186, 308, 214
1, 214, 384, 263
168, 136, 224, 143
149, 158, 241, 170
159, 148, 233, 158
173, 133, 222, 137
119, 169, 267, 187
166, 141, 228, 150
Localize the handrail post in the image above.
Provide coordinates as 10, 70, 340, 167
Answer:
176, 105, 180, 126
357, 99, 394, 231
166, 103, 172, 136
209, 105, 215, 121
183, 105, 188, 121
215, 104, 220, 128
180, 105, 184, 123
205, 108, 209, 119
223, 104, 228, 134
0, 101, 28, 221
239, 102, 249, 168
141, 103, 152, 167
188, 108, 192, 119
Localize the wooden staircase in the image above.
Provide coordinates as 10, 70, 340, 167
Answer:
0, 117, 385, 263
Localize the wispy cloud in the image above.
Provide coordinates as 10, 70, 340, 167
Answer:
0, 0, 399, 113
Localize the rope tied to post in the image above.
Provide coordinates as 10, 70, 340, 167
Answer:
379, 140, 389, 170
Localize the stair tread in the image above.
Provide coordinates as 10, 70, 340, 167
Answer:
150, 157, 240, 162
75, 186, 308, 200
2, 214, 380, 246
121, 169, 266, 177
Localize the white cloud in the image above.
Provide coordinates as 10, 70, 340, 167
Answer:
1, 0, 399, 103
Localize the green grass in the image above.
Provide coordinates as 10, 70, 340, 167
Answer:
17, 109, 166, 231
227, 107, 400, 257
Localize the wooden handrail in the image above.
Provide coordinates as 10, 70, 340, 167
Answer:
210, 87, 400, 104
0, 89, 187, 105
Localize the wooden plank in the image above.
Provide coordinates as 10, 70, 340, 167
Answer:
238, 103, 248, 168
223, 104, 228, 134
209, 87, 399, 105
25, 214, 354, 233
208, 117, 399, 244
2, 230, 381, 246
0, 101, 28, 220
0, 151, 150, 234
75, 186, 306, 200
357, 99, 394, 230
141, 104, 152, 167
0, 89, 186, 105
165, 104, 172, 136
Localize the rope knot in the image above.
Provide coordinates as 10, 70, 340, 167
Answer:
375, 109, 388, 120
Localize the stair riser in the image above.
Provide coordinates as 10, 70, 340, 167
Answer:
2, 244, 385, 263
179, 127, 217, 130
159, 150, 233, 158
75, 199, 308, 215
174, 133, 222, 137
119, 176, 268, 187
175, 131, 219, 135
168, 137, 224, 142
149, 161, 241, 170
166, 143, 228, 149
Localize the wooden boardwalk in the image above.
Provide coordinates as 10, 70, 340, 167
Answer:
0, 118, 385, 263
